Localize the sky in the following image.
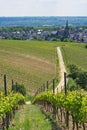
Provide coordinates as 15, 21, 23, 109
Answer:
0, 0, 87, 16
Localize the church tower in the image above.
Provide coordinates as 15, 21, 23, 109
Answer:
63, 20, 69, 39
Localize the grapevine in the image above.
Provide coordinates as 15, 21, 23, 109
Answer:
33, 89, 87, 129
0, 92, 25, 129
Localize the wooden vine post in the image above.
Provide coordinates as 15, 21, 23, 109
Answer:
4, 74, 9, 129
47, 81, 49, 91
53, 79, 56, 115
53, 79, 55, 94
64, 72, 69, 128
11, 80, 14, 91
4, 74, 7, 96
64, 72, 67, 95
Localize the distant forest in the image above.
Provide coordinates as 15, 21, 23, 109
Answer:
0, 17, 87, 27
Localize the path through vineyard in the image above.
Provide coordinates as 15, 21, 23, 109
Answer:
9, 104, 57, 130
55, 47, 67, 93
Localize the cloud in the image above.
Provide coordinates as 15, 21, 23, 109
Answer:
0, 0, 87, 16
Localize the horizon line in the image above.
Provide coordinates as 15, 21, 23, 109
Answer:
0, 16, 87, 17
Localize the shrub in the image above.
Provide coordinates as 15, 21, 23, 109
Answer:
12, 83, 26, 96
67, 78, 81, 91
76, 71, 87, 90
63, 38, 71, 42
85, 45, 87, 49
69, 64, 87, 90
52, 38, 61, 41
68, 64, 80, 79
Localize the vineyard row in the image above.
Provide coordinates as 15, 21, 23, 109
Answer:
33, 90, 87, 130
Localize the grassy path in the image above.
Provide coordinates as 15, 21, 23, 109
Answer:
8, 104, 53, 130
55, 47, 67, 93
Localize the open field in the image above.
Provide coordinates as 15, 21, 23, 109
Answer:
61, 43, 87, 71
0, 40, 62, 95
0, 40, 87, 95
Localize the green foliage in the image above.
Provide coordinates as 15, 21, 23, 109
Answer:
37, 37, 43, 41
12, 83, 26, 96
68, 64, 87, 90
64, 90, 87, 123
0, 26, 34, 33
69, 26, 74, 30
67, 78, 80, 91
0, 92, 25, 118
68, 64, 80, 79
52, 38, 61, 41
76, 71, 87, 90
85, 45, 87, 49
33, 90, 87, 124
63, 38, 71, 42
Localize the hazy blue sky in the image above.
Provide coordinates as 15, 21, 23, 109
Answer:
0, 0, 87, 16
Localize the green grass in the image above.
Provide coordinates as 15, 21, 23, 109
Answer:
0, 40, 56, 62
0, 40, 59, 95
61, 43, 87, 71
8, 104, 53, 130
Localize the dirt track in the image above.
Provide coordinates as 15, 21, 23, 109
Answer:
55, 47, 67, 94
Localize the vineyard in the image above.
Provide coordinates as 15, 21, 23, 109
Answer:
32, 46, 87, 130
0, 74, 25, 130
0, 92, 25, 129
0, 40, 87, 129
33, 90, 87, 130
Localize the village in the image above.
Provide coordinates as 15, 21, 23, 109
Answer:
0, 21, 87, 43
